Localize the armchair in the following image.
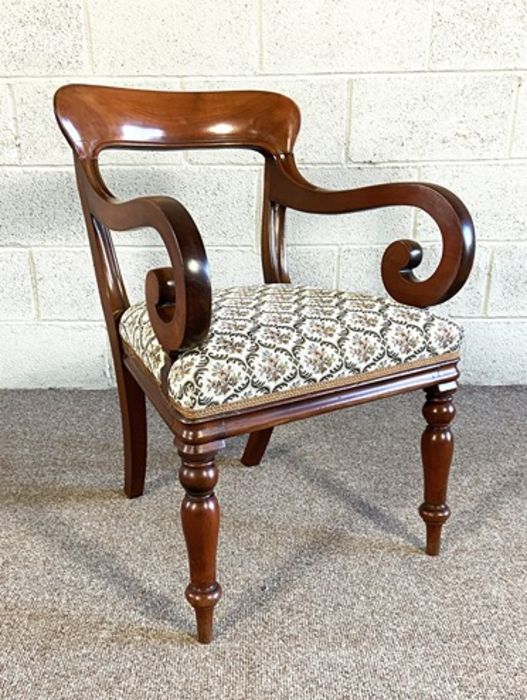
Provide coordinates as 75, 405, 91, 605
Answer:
54, 85, 475, 644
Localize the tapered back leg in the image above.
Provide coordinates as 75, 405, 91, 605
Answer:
241, 428, 274, 467
118, 362, 147, 498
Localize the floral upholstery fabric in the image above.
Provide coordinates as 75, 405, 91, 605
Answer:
119, 285, 462, 418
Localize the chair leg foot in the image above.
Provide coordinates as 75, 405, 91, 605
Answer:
178, 442, 224, 643
419, 508, 448, 557
419, 383, 456, 556
241, 428, 273, 466
189, 591, 222, 644
118, 364, 147, 498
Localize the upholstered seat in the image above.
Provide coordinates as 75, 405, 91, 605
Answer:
120, 284, 462, 418
56, 85, 475, 643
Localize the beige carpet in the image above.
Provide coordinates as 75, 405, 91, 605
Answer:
0, 387, 525, 699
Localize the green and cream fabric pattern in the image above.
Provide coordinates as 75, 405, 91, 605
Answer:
119, 285, 462, 417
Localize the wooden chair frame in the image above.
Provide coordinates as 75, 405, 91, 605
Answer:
54, 85, 475, 643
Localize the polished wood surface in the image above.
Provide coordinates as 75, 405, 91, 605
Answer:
55, 84, 475, 354
419, 384, 456, 555
268, 156, 475, 307
177, 442, 223, 643
55, 84, 475, 643
76, 160, 211, 353
55, 85, 300, 158
241, 428, 274, 467
121, 365, 147, 498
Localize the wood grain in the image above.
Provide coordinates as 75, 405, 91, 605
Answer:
55, 84, 475, 643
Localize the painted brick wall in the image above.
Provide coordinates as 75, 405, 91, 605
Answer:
1, 0, 526, 387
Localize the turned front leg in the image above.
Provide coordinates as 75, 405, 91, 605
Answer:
419, 384, 456, 556
178, 444, 223, 644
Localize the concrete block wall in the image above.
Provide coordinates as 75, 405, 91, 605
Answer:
1, 0, 526, 388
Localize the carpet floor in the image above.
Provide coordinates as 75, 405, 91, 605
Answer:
0, 387, 525, 699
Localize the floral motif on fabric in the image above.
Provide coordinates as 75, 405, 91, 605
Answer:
119, 285, 462, 414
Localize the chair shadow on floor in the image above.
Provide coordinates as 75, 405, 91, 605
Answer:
7, 429, 520, 643
216, 460, 420, 636
276, 445, 423, 551
217, 527, 339, 637
7, 504, 191, 640
6, 458, 418, 642
214, 445, 425, 636
1, 485, 122, 506
447, 467, 524, 544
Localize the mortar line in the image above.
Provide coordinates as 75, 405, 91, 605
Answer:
17, 239, 527, 251
0, 68, 525, 80
426, 0, 436, 70
0, 319, 107, 326
103, 338, 114, 385
27, 249, 41, 320
506, 76, 522, 157
80, 0, 96, 72
6, 83, 22, 164
2, 315, 526, 326
334, 248, 341, 290
344, 79, 353, 163
257, 0, 264, 73
409, 165, 421, 239
254, 168, 263, 251
482, 247, 495, 317
5, 156, 527, 171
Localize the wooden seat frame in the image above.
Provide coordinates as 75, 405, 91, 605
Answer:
54, 85, 475, 643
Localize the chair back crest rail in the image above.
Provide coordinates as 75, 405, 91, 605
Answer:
53, 84, 475, 645
54, 84, 475, 356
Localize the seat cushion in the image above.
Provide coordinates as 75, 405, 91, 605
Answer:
119, 285, 462, 418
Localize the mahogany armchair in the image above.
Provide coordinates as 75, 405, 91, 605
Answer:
54, 85, 475, 644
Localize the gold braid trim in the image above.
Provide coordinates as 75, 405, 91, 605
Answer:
122, 340, 459, 420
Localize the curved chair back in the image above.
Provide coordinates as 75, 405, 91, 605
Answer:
54, 84, 301, 158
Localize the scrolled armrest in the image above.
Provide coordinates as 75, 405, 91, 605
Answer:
270, 157, 475, 307
76, 159, 211, 352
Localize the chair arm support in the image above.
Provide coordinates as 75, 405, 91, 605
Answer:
270, 157, 475, 307
76, 159, 211, 352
